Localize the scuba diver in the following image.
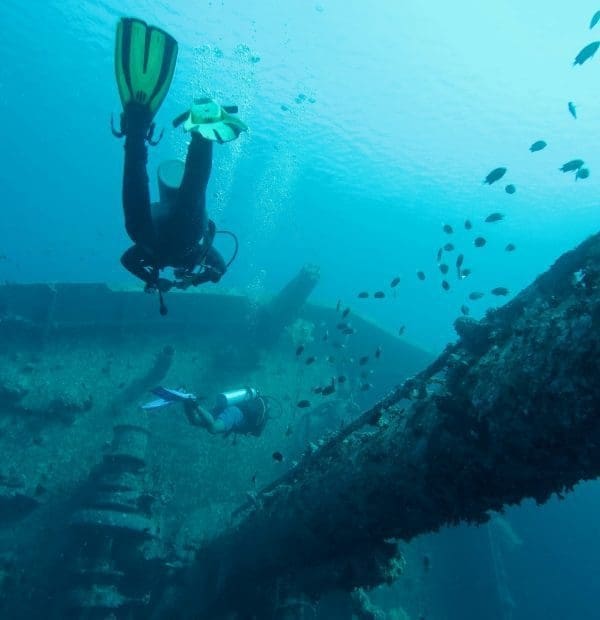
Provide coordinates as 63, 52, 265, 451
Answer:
112, 17, 247, 314
142, 386, 269, 437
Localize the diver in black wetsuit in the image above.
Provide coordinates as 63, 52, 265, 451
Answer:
112, 18, 247, 310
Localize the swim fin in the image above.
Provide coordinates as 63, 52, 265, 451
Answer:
115, 17, 178, 123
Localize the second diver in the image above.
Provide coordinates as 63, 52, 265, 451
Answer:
112, 17, 247, 314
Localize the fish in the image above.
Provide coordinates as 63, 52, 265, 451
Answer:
505, 243, 516, 252
373, 291, 385, 299
390, 276, 401, 288
468, 291, 484, 300
398, 325, 406, 336
560, 159, 584, 172
464, 219, 472, 230
272, 451, 284, 462
529, 140, 547, 152
342, 327, 356, 335
360, 383, 372, 392
441, 280, 450, 291
474, 236, 486, 248
485, 212, 504, 223
375, 346, 382, 359
436, 248, 443, 262
576, 167, 590, 180
416, 271, 426, 281
305, 356, 316, 365
573, 41, 600, 66
460, 268, 472, 278
423, 554, 431, 573
505, 184, 516, 194
484, 167, 507, 185
491, 287, 510, 296
359, 355, 369, 366
358, 291, 369, 298
342, 307, 350, 318
591, 11, 600, 29
442, 224, 453, 234
460, 304, 470, 316
321, 381, 336, 396
443, 243, 454, 252
337, 375, 347, 383
568, 101, 577, 119
297, 399, 311, 408
295, 345, 304, 356
439, 263, 449, 275
456, 254, 464, 270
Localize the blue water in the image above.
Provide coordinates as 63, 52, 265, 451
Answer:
0, 1, 599, 617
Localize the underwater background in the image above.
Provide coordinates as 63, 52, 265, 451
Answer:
0, 0, 599, 618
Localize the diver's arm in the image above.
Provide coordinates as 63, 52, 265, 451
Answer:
191, 247, 226, 286
120, 245, 157, 287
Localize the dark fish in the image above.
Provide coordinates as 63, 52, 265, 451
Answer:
398, 325, 406, 336
416, 270, 426, 281
336, 299, 341, 312
436, 247, 443, 262
573, 41, 600, 66
560, 159, 584, 172
439, 263, 449, 275
390, 276, 401, 288
576, 167, 590, 180
505, 184, 516, 194
529, 140, 547, 152
491, 287, 510, 296
251, 472, 257, 486
295, 345, 304, 356
342, 327, 356, 335
460, 268, 472, 278
505, 243, 516, 252
485, 212, 504, 223
441, 280, 450, 291
591, 11, 600, 30
474, 236, 486, 247
297, 399, 311, 408
360, 383, 372, 392
321, 382, 336, 396
305, 356, 316, 365
358, 291, 369, 298
338, 375, 347, 383
272, 451, 284, 462
442, 224, 453, 234
373, 291, 385, 299
484, 167, 507, 185
359, 355, 369, 365
375, 346, 382, 359
423, 554, 431, 573
342, 307, 350, 318
464, 219, 472, 230
568, 101, 577, 119
456, 254, 464, 270
460, 304, 470, 316
468, 291, 484, 300
443, 243, 454, 252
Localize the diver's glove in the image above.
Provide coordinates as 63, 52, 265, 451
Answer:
144, 278, 174, 293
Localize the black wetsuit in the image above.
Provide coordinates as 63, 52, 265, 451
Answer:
120, 106, 226, 288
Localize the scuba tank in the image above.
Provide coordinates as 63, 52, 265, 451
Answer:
216, 387, 259, 409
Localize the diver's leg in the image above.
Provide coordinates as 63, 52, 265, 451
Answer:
174, 134, 213, 245
121, 106, 155, 247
